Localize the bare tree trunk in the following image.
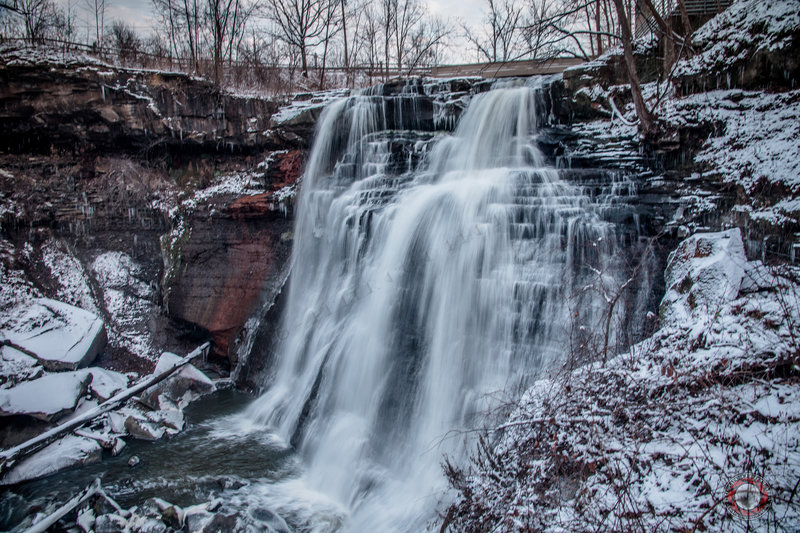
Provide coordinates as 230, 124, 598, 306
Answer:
611, 0, 655, 138
639, 0, 680, 42
340, 0, 349, 70
675, 0, 693, 37
595, 0, 603, 55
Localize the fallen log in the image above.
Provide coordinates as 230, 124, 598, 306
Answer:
24, 478, 101, 533
0, 342, 210, 480
24, 477, 129, 533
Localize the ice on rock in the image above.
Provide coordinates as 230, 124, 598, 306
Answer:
660, 228, 747, 324
0, 298, 107, 371
0, 370, 91, 421
1, 435, 102, 484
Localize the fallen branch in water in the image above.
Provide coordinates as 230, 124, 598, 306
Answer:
0, 342, 210, 480
24, 478, 128, 533
24, 478, 100, 533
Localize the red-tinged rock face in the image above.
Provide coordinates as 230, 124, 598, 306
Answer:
276, 150, 304, 188
166, 210, 294, 366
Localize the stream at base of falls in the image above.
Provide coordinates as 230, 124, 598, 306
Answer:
0, 391, 309, 531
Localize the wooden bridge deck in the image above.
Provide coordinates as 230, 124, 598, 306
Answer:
427, 57, 588, 79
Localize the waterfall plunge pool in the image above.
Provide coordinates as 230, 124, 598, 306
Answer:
0, 390, 333, 532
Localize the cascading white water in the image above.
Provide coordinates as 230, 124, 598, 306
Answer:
242, 83, 641, 531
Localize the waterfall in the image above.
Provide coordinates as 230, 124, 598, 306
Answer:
242, 83, 646, 531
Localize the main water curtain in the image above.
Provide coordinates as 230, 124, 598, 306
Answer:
248, 85, 646, 530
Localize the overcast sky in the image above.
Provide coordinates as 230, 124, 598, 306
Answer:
56, 0, 489, 63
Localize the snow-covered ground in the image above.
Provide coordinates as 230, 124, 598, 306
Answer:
442, 231, 800, 532
658, 89, 800, 198
673, 0, 800, 79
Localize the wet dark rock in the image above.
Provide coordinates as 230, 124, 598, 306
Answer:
251, 508, 292, 532
195, 512, 239, 533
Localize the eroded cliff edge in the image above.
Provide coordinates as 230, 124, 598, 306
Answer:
0, 46, 321, 376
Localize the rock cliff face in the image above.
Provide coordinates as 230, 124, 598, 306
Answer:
0, 47, 280, 155
0, 48, 313, 373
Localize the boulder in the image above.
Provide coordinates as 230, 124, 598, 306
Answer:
0, 344, 42, 387
86, 368, 129, 401
1, 435, 102, 484
139, 352, 215, 410
660, 228, 747, 324
0, 370, 91, 422
1, 298, 106, 371
124, 416, 166, 441
93, 513, 128, 533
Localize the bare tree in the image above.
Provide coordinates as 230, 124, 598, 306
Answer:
270, 0, 329, 77
464, 0, 525, 63
17, 0, 53, 43
339, 0, 348, 71
391, 0, 423, 71
85, 0, 105, 48
206, 0, 238, 84
357, 2, 381, 77
0, 1, 21, 13
404, 15, 448, 73
110, 19, 141, 63
610, 0, 655, 137
150, 0, 200, 72
318, 0, 341, 88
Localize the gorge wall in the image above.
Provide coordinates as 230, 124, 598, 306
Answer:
0, 46, 320, 373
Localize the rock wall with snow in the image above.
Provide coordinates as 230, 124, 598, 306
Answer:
0, 48, 318, 374
0, 47, 281, 155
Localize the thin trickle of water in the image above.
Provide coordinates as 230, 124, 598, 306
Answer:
240, 84, 647, 531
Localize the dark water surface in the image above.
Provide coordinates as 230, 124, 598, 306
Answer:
0, 390, 297, 531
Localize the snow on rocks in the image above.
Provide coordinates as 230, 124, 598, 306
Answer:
673, 0, 800, 80
86, 368, 129, 402
0, 346, 215, 485
268, 89, 348, 128
660, 228, 747, 324
41, 240, 98, 314
0, 298, 107, 371
91, 251, 157, 360
2, 435, 102, 485
139, 352, 215, 410
657, 89, 800, 196
441, 231, 800, 532
0, 345, 42, 388
0, 370, 91, 422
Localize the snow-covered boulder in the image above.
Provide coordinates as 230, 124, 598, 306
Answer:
124, 416, 166, 441
86, 368, 129, 402
660, 228, 747, 324
1, 298, 106, 371
0, 370, 91, 422
1, 434, 102, 484
139, 352, 215, 410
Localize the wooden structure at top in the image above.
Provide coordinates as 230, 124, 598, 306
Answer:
635, 0, 734, 37
427, 57, 588, 79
